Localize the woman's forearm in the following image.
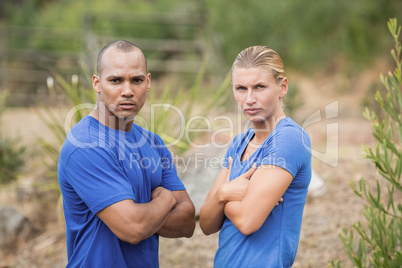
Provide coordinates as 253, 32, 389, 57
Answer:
224, 200, 258, 236
199, 187, 228, 235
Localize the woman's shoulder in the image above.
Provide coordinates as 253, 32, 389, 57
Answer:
231, 128, 254, 145
271, 117, 311, 149
278, 117, 309, 137
279, 117, 303, 130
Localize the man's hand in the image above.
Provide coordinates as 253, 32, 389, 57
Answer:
96, 187, 177, 244
154, 190, 195, 238
151, 186, 175, 201
151, 187, 164, 199
151, 186, 177, 206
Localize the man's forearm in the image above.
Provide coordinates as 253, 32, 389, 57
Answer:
139, 190, 177, 238
96, 189, 177, 245
157, 200, 195, 238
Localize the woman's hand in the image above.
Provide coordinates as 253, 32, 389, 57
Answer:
219, 157, 257, 203
276, 197, 284, 206
224, 165, 293, 236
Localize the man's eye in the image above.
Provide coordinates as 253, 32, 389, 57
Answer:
133, 78, 143, 83
257, 85, 265, 89
110, 79, 120, 83
237, 87, 246, 91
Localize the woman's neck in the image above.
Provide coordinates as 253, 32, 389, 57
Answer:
251, 113, 286, 144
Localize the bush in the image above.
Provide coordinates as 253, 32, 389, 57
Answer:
284, 82, 303, 120
0, 91, 25, 184
329, 18, 402, 267
0, 137, 25, 184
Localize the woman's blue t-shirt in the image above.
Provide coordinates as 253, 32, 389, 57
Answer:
214, 117, 312, 268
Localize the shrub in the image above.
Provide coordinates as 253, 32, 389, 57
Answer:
329, 18, 402, 267
0, 91, 25, 184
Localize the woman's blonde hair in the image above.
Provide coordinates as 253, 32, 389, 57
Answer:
231, 46, 285, 84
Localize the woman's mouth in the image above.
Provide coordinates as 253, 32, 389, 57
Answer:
244, 108, 260, 115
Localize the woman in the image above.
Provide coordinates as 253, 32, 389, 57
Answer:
199, 46, 311, 267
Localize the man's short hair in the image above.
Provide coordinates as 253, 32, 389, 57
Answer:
96, 40, 147, 76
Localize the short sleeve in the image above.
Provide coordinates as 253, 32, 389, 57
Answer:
260, 125, 311, 178
222, 148, 230, 169
222, 147, 232, 169
222, 134, 242, 169
64, 147, 135, 214
153, 135, 186, 191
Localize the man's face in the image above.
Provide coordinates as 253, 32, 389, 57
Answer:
92, 47, 151, 124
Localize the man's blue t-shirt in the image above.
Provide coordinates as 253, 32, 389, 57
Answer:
215, 117, 311, 268
58, 115, 185, 268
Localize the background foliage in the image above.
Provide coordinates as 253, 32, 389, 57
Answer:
330, 18, 402, 267
0, 0, 401, 266
0, 91, 25, 184
202, 0, 402, 72
2, 0, 402, 73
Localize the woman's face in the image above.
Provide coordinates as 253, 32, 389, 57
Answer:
232, 67, 287, 124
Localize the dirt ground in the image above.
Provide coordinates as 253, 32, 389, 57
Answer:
0, 61, 392, 267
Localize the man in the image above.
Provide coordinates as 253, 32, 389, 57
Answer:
58, 40, 196, 267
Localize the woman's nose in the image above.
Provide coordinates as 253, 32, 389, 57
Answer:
245, 90, 255, 105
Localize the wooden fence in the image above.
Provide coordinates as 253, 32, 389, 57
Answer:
0, 11, 206, 106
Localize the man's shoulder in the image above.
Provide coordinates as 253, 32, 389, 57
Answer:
131, 123, 164, 144
64, 116, 95, 145
59, 116, 100, 159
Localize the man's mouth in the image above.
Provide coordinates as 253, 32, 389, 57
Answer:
119, 102, 135, 109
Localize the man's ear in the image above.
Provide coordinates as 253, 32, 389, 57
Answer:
279, 77, 288, 98
148, 73, 151, 91
92, 75, 100, 93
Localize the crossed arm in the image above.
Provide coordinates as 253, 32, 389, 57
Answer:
97, 188, 195, 244
199, 158, 292, 236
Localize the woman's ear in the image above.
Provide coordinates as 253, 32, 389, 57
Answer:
279, 77, 288, 98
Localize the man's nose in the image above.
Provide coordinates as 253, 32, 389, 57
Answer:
121, 82, 134, 97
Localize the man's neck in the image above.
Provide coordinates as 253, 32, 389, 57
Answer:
90, 107, 134, 132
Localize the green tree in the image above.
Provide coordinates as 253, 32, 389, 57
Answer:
330, 18, 402, 267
